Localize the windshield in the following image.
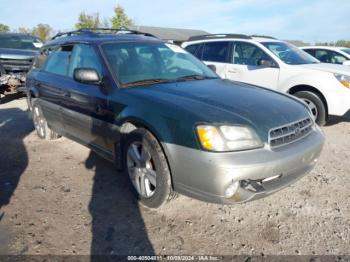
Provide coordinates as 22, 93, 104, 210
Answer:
0, 34, 43, 50
102, 42, 218, 87
341, 48, 350, 55
262, 42, 319, 65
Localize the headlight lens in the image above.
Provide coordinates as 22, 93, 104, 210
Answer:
197, 125, 225, 151
335, 74, 350, 88
196, 125, 263, 152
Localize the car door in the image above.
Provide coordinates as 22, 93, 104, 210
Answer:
60, 43, 114, 156
200, 41, 232, 77
225, 41, 280, 89
34, 45, 73, 135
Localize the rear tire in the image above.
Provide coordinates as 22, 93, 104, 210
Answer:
294, 91, 327, 126
31, 99, 61, 140
124, 128, 176, 208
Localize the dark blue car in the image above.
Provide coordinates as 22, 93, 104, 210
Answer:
26, 29, 324, 208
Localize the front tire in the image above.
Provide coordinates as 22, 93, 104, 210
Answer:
32, 99, 61, 140
294, 91, 327, 126
124, 128, 175, 208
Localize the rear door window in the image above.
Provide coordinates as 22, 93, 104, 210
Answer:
202, 41, 230, 63
68, 44, 103, 78
43, 45, 73, 76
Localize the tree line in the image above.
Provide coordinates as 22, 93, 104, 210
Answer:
1, 5, 349, 47
0, 5, 133, 41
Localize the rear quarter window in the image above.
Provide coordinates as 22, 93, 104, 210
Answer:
42, 45, 73, 76
33, 48, 49, 70
184, 44, 200, 55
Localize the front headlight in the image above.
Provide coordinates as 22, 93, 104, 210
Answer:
196, 125, 263, 152
335, 74, 350, 88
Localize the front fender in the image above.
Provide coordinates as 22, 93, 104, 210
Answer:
279, 71, 335, 94
112, 97, 199, 150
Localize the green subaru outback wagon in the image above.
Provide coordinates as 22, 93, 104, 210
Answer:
26, 29, 325, 208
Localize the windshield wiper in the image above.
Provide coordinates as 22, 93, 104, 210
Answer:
123, 78, 174, 88
175, 75, 218, 82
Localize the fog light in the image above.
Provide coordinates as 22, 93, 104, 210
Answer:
224, 181, 240, 198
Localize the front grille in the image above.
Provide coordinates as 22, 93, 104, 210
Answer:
269, 117, 313, 148
0, 58, 33, 72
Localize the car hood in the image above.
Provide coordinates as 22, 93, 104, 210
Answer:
0, 48, 38, 60
125, 79, 310, 142
299, 63, 350, 75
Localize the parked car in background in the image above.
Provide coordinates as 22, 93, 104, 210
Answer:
182, 35, 350, 125
26, 28, 324, 208
0, 33, 42, 104
301, 46, 350, 66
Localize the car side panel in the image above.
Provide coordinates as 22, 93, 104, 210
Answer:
31, 70, 65, 134
59, 78, 114, 153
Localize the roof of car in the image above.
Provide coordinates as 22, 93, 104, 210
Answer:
46, 34, 160, 46
251, 37, 282, 43
301, 46, 349, 50
44, 28, 163, 47
184, 34, 283, 44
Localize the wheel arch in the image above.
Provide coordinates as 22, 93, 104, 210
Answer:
288, 85, 329, 116
119, 118, 177, 196
116, 118, 176, 190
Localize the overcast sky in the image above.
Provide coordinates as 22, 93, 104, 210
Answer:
1, 0, 349, 42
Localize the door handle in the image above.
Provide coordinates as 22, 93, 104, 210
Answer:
228, 68, 238, 73
95, 105, 103, 114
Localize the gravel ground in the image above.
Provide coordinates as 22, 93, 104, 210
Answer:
0, 97, 349, 256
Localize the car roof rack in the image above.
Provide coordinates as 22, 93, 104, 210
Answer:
188, 34, 252, 41
51, 27, 157, 40
251, 34, 276, 39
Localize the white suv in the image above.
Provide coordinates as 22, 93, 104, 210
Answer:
301, 46, 350, 66
182, 34, 350, 125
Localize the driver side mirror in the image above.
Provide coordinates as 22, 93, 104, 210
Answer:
257, 59, 274, 68
74, 68, 101, 85
343, 60, 350, 66
207, 64, 216, 72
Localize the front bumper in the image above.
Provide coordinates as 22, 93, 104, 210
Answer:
326, 83, 350, 116
163, 127, 325, 204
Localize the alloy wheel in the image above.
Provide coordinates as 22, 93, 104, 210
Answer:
302, 98, 318, 120
127, 141, 157, 198
33, 106, 45, 138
